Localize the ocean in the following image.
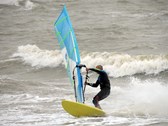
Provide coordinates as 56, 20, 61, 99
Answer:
0, 0, 168, 125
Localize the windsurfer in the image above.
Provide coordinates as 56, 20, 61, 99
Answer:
85, 65, 111, 109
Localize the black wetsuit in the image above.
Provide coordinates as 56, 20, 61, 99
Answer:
88, 68, 111, 104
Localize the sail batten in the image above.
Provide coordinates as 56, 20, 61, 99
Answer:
54, 5, 84, 103
55, 17, 67, 26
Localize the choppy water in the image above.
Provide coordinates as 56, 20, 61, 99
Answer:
0, 0, 168, 126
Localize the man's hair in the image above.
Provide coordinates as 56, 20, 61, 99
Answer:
96, 65, 103, 70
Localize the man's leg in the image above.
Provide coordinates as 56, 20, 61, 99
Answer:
92, 96, 101, 109
92, 89, 110, 109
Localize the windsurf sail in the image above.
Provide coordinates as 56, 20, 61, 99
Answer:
54, 6, 84, 103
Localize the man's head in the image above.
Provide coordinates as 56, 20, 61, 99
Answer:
96, 65, 103, 70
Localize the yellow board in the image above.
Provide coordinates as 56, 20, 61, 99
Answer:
62, 100, 106, 117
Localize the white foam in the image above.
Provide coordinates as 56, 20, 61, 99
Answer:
24, 0, 35, 10
0, 0, 19, 6
12, 44, 63, 68
13, 45, 168, 76
81, 52, 168, 77
0, 0, 36, 10
108, 78, 168, 117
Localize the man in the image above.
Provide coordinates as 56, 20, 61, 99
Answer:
86, 65, 111, 109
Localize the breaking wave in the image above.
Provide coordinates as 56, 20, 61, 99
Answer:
12, 44, 168, 77
81, 52, 168, 77
0, 0, 19, 6
12, 44, 63, 68
0, 0, 36, 10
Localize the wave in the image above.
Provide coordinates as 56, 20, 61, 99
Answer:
12, 44, 63, 68
0, 0, 36, 10
0, 0, 19, 6
81, 52, 168, 77
23, 0, 35, 10
12, 44, 168, 77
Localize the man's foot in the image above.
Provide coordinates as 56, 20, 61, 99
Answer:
95, 104, 102, 109
93, 99, 101, 109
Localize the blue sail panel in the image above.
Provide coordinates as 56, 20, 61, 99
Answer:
54, 6, 84, 103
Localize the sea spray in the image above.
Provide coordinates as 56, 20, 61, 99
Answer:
108, 77, 168, 117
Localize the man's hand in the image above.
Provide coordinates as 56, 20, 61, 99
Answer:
85, 82, 93, 87
86, 67, 89, 72
85, 82, 88, 85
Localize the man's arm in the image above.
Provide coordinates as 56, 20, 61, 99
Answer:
88, 68, 103, 74
86, 79, 99, 87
